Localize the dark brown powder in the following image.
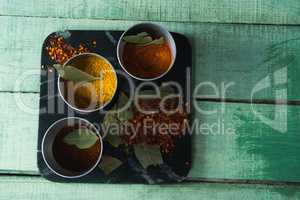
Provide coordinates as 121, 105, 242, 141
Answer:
122, 42, 172, 79
52, 125, 101, 172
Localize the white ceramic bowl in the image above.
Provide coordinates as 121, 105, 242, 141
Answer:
117, 23, 177, 81
58, 53, 118, 113
41, 117, 103, 179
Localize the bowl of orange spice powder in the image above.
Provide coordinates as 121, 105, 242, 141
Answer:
58, 53, 118, 112
117, 23, 176, 81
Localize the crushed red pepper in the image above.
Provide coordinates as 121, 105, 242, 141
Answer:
121, 98, 187, 153
45, 36, 96, 64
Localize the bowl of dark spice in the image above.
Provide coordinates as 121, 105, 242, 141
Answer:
41, 117, 103, 178
117, 23, 176, 81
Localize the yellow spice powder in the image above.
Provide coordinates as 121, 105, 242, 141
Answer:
68, 55, 117, 109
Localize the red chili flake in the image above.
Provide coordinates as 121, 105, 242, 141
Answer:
121, 97, 187, 153
45, 36, 90, 65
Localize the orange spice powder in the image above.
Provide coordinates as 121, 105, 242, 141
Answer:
122, 42, 172, 79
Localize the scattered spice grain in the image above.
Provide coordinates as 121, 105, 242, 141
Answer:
45, 36, 90, 64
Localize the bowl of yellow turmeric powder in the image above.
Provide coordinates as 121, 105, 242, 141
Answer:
117, 23, 177, 81
58, 53, 118, 112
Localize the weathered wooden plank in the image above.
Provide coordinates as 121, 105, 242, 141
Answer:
1, 0, 300, 25
0, 93, 39, 174
194, 25, 300, 101
0, 176, 300, 200
190, 101, 300, 182
1, 94, 300, 182
1, 16, 300, 100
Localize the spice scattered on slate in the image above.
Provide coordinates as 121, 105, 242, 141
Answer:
45, 36, 97, 64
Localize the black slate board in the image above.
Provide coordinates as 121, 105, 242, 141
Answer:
37, 30, 192, 183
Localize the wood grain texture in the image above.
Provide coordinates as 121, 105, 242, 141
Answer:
1, 16, 300, 101
1, 0, 300, 25
190, 102, 300, 182
1, 95, 300, 182
0, 176, 300, 200
0, 93, 39, 174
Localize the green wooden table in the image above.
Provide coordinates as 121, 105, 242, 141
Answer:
1, 0, 300, 199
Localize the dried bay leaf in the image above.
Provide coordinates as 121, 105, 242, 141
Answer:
139, 37, 164, 46
53, 64, 101, 82
123, 35, 152, 44
160, 84, 176, 97
117, 107, 133, 122
103, 92, 132, 123
99, 155, 123, 175
136, 32, 150, 37
102, 104, 122, 147
116, 92, 133, 122
63, 128, 99, 149
117, 92, 130, 108
123, 32, 165, 46
105, 132, 123, 147
103, 92, 133, 147
134, 144, 163, 169
102, 102, 118, 127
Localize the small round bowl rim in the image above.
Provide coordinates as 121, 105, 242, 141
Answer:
117, 22, 177, 81
41, 117, 103, 179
